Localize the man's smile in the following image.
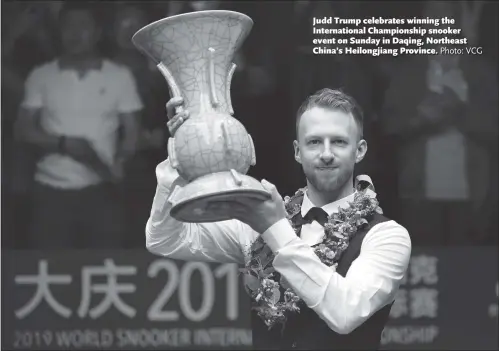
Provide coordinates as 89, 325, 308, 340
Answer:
316, 166, 338, 171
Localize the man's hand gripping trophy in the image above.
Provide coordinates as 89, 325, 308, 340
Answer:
166, 97, 190, 136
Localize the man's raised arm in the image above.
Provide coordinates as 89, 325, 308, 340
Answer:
145, 158, 257, 264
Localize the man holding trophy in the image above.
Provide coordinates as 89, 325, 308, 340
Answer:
135, 9, 411, 350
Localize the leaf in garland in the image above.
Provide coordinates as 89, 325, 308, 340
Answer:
251, 267, 262, 277
252, 239, 265, 252
244, 274, 261, 292
333, 231, 346, 239
261, 252, 275, 269
271, 288, 281, 304
375, 206, 383, 214
258, 269, 273, 279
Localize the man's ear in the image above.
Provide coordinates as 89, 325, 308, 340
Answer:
355, 139, 367, 163
293, 140, 302, 164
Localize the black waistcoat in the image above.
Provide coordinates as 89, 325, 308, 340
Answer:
250, 199, 392, 350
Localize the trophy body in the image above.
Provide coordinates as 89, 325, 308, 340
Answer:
132, 10, 270, 223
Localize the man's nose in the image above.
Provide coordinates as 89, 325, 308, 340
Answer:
320, 141, 334, 163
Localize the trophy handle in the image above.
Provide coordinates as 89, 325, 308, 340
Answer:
221, 121, 233, 153
230, 169, 243, 186
226, 63, 237, 115
248, 134, 256, 166
208, 47, 220, 108
158, 62, 184, 114
168, 137, 180, 170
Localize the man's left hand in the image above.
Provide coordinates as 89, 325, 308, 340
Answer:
208, 179, 288, 234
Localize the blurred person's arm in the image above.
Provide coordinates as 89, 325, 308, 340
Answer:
145, 158, 257, 264
14, 67, 59, 151
14, 109, 60, 152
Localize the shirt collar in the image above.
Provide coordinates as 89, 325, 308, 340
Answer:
300, 191, 355, 217
57, 58, 105, 72
300, 175, 377, 217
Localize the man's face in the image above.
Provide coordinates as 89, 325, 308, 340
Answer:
60, 10, 100, 56
293, 107, 367, 193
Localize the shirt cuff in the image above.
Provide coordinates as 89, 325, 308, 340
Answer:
260, 218, 297, 252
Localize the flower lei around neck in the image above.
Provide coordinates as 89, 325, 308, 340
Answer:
240, 182, 383, 330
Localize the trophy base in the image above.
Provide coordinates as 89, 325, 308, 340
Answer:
169, 170, 271, 223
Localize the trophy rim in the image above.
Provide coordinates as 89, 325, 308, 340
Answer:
132, 10, 254, 60
168, 171, 271, 223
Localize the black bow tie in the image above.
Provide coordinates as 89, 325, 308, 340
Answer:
296, 207, 329, 227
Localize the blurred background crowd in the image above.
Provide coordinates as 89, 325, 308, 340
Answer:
2, 0, 498, 250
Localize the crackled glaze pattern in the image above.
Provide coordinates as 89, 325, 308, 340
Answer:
133, 10, 255, 181
132, 10, 252, 116
173, 115, 253, 179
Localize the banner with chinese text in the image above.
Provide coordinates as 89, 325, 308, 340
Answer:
2, 250, 252, 350
2, 247, 497, 350
381, 247, 497, 350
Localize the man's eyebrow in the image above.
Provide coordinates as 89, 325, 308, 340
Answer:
304, 132, 350, 139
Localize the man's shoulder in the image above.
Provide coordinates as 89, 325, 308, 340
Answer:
367, 214, 411, 245
371, 212, 391, 224
27, 59, 59, 78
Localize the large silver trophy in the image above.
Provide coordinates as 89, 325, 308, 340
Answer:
132, 10, 271, 223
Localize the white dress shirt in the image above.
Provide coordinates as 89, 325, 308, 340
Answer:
146, 158, 412, 334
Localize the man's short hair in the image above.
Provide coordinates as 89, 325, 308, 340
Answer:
296, 88, 364, 139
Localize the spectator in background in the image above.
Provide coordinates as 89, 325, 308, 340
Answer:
380, 1, 497, 246
14, 2, 143, 249
110, 4, 168, 247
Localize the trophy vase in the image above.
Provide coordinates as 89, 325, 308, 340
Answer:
132, 10, 271, 223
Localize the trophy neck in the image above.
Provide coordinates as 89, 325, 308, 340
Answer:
156, 54, 237, 117
132, 10, 253, 117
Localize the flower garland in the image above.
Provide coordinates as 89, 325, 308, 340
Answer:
240, 185, 383, 330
